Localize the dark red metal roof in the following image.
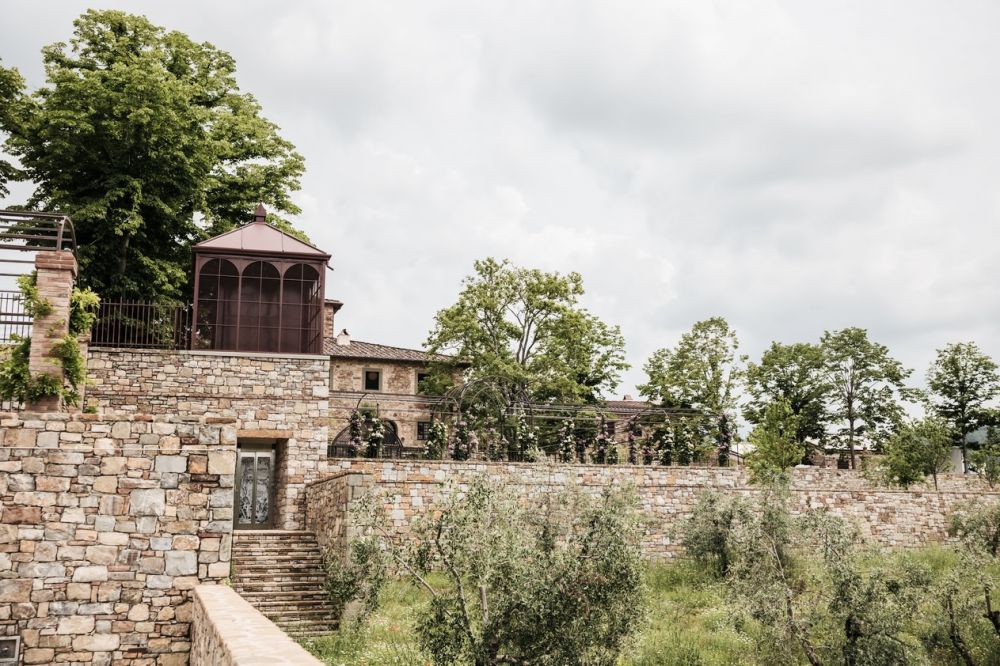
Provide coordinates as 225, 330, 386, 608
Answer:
193, 204, 330, 259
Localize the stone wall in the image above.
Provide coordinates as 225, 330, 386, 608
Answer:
308, 460, 999, 560
0, 412, 237, 665
86, 349, 330, 529
189, 585, 320, 666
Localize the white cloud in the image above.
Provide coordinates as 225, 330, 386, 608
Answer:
2, 0, 999, 400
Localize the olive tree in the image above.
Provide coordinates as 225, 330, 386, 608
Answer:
335, 478, 646, 665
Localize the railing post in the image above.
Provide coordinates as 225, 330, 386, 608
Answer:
27, 251, 78, 412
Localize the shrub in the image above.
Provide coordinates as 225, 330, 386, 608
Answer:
680, 491, 749, 576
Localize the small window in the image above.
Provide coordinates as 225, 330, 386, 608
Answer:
417, 421, 431, 441
364, 369, 381, 392
416, 371, 431, 394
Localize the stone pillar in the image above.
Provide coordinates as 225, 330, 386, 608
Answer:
27, 251, 78, 412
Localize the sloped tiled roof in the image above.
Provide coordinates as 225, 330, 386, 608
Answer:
603, 399, 651, 414
194, 204, 330, 258
325, 339, 453, 363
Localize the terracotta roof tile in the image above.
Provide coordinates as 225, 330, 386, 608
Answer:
324, 339, 453, 363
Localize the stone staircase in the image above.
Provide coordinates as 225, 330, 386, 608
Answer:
232, 530, 338, 639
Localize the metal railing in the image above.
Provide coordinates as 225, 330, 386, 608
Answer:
0, 290, 31, 345
90, 301, 192, 350
0, 210, 77, 278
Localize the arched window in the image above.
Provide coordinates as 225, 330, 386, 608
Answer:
195, 259, 239, 350
280, 264, 322, 353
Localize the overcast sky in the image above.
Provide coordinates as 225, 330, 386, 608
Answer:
2, 0, 998, 400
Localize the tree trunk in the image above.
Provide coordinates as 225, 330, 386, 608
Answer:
947, 595, 976, 666
848, 417, 856, 470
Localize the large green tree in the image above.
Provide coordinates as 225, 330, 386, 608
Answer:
926, 342, 1000, 473
745, 341, 828, 458
0, 10, 305, 300
820, 328, 911, 469
425, 258, 628, 408
0, 62, 25, 198
639, 316, 742, 415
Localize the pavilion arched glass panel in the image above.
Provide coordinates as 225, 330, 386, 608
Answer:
280, 264, 322, 354
195, 259, 239, 350
238, 261, 281, 352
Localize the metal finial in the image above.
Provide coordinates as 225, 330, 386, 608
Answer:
253, 203, 267, 224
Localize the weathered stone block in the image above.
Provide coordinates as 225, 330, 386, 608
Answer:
93, 476, 118, 493
73, 633, 121, 651
207, 450, 236, 475
85, 545, 118, 565
165, 551, 197, 576
0, 578, 32, 602
56, 615, 95, 634
72, 565, 109, 582
129, 488, 165, 516
3, 506, 41, 524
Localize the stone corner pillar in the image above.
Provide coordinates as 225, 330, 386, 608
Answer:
27, 251, 78, 412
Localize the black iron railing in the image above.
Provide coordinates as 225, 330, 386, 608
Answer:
0, 290, 31, 345
90, 301, 192, 350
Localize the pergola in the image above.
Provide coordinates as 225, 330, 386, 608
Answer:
191, 205, 330, 354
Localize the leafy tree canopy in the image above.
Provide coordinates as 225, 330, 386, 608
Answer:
0, 10, 305, 301
874, 416, 953, 490
745, 399, 805, 484
926, 341, 1000, 472
639, 316, 743, 415
820, 327, 912, 469
425, 258, 628, 407
745, 341, 828, 451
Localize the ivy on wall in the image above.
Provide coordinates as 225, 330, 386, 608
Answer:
0, 272, 99, 406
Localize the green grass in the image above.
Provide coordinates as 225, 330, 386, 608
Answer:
302, 551, 1000, 666
299, 573, 444, 666
622, 561, 749, 665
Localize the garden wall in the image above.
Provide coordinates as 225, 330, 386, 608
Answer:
189, 585, 321, 666
307, 460, 999, 560
0, 412, 236, 665
86, 348, 330, 529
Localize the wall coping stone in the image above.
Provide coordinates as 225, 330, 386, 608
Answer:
316, 459, 995, 495
191, 585, 323, 665
91, 347, 329, 361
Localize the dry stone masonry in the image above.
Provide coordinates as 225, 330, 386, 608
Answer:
0, 412, 236, 665
86, 349, 330, 529
309, 460, 1000, 560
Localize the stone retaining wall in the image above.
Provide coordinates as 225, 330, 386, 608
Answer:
190, 585, 320, 666
86, 349, 330, 529
0, 412, 237, 665
307, 460, 999, 559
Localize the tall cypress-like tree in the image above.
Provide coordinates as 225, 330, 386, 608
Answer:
0, 10, 305, 300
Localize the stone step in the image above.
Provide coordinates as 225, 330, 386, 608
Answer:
234, 570, 324, 579
231, 552, 324, 560
238, 589, 329, 599
233, 529, 338, 640
240, 597, 330, 608
235, 564, 324, 575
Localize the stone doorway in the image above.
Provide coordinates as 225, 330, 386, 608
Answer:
234, 441, 276, 530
